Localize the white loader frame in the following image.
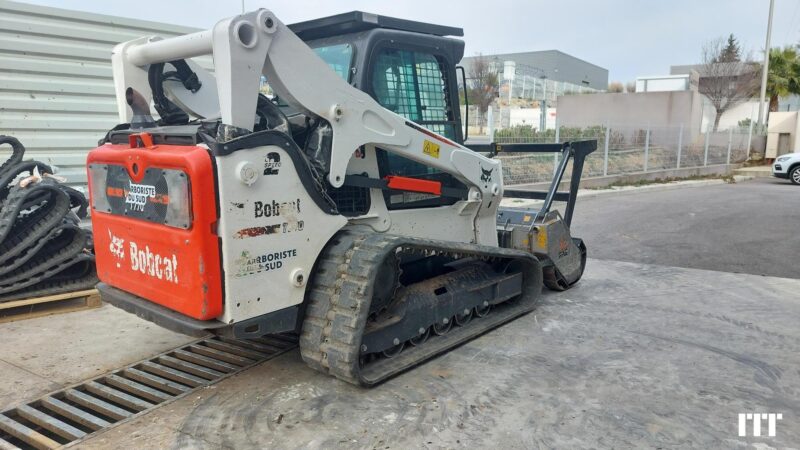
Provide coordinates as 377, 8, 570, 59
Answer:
106, 9, 515, 325
111, 9, 503, 209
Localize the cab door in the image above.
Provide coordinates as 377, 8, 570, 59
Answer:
365, 41, 468, 210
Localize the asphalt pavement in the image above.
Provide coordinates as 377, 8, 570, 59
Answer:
570, 177, 800, 279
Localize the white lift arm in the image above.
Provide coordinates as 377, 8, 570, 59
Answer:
111, 9, 502, 201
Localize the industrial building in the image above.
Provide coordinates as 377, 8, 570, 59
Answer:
460, 50, 608, 101
0, 0, 203, 191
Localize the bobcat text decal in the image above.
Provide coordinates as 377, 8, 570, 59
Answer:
234, 198, 305, 239
108, 230, 179, 283
254, 198, 301, 218
129, 242, 179, 284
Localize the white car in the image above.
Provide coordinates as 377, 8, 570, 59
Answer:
773, 153, 800, 185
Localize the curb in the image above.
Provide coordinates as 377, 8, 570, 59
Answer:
732, 167, 773, 178
576, 175, 753, 199
502, 175, 753, 206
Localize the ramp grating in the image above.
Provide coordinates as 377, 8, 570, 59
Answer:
0, 334, 298, 449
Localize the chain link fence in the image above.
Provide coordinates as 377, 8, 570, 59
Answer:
481, 122, 757, 186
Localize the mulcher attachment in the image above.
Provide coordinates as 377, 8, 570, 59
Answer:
492, 140, 597, 291
300, 227, 542, 386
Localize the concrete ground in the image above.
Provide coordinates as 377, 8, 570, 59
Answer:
0, 179, 797, 449
571, 177, 800, 279
75, 260, 800, 449
0, 306, 192, 411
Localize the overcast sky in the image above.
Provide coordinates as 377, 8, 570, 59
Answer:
21, 0, 800, 83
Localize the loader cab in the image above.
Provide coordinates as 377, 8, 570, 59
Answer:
290, 11, 467, 145
287, 12, 468, 209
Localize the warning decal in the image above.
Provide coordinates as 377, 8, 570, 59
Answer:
422, 140, 440, 159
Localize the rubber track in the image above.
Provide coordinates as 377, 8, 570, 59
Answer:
0, 136, 25, 177
0, 136, 96, 302
3, 254, 94, 294
1, 183, 72, 263
0, 256, 97, 302
0, 224, 73, 276
0, 226, 87, 289
300, 227, 542, 386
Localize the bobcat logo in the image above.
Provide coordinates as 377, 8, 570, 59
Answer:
108, 230, 125, 260
479, 164, 494, 186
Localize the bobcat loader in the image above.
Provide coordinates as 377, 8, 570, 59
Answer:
87, 10, 596, 386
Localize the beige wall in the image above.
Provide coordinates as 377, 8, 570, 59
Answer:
557, 91, 707, 136
766, 112, 800, 158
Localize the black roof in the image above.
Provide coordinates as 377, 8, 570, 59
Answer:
288, 11, 464, 41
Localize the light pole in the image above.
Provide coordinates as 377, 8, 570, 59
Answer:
757, 0, 775, 131
540, 75, 548, 132
503, 61, 516, 106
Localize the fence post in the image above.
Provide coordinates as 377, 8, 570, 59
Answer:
487, 106, 494, 140
554, 118, 560, 143
552, 117, 559, 175
644, 126, 650, 172
746, 119, 754, 160
703, 125, 710, 166
677, 123, 683, 169
726, 128, 733, 165
603, 123, 610, 177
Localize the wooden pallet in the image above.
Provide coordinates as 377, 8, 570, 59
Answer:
0, 289, 101, 323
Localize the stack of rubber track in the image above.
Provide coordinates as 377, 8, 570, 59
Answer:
0, 136, 97, 302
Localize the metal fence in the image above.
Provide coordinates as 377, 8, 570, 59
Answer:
485, 123, 757, 186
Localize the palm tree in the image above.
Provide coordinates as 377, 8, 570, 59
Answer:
766, 47, 800, 112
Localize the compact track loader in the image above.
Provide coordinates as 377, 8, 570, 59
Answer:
87, 10, 596, 386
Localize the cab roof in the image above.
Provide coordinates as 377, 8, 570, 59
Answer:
288, 11, 464, 41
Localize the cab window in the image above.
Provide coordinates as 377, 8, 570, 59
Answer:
313, 44, 353, 81
261, 43, 353, 97
372, 49, 456, 139
370, 48, 465, 209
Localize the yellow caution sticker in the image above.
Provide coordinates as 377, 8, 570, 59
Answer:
523, 215, 532, 222
422, 140, 440, 159
537, 229, 547, 249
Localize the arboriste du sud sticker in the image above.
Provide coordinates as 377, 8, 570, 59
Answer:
234, 249, 297, 277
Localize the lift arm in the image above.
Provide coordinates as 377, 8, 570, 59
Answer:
110, 9, 501, 208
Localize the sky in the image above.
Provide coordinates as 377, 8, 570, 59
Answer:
20, 0, 800, 84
